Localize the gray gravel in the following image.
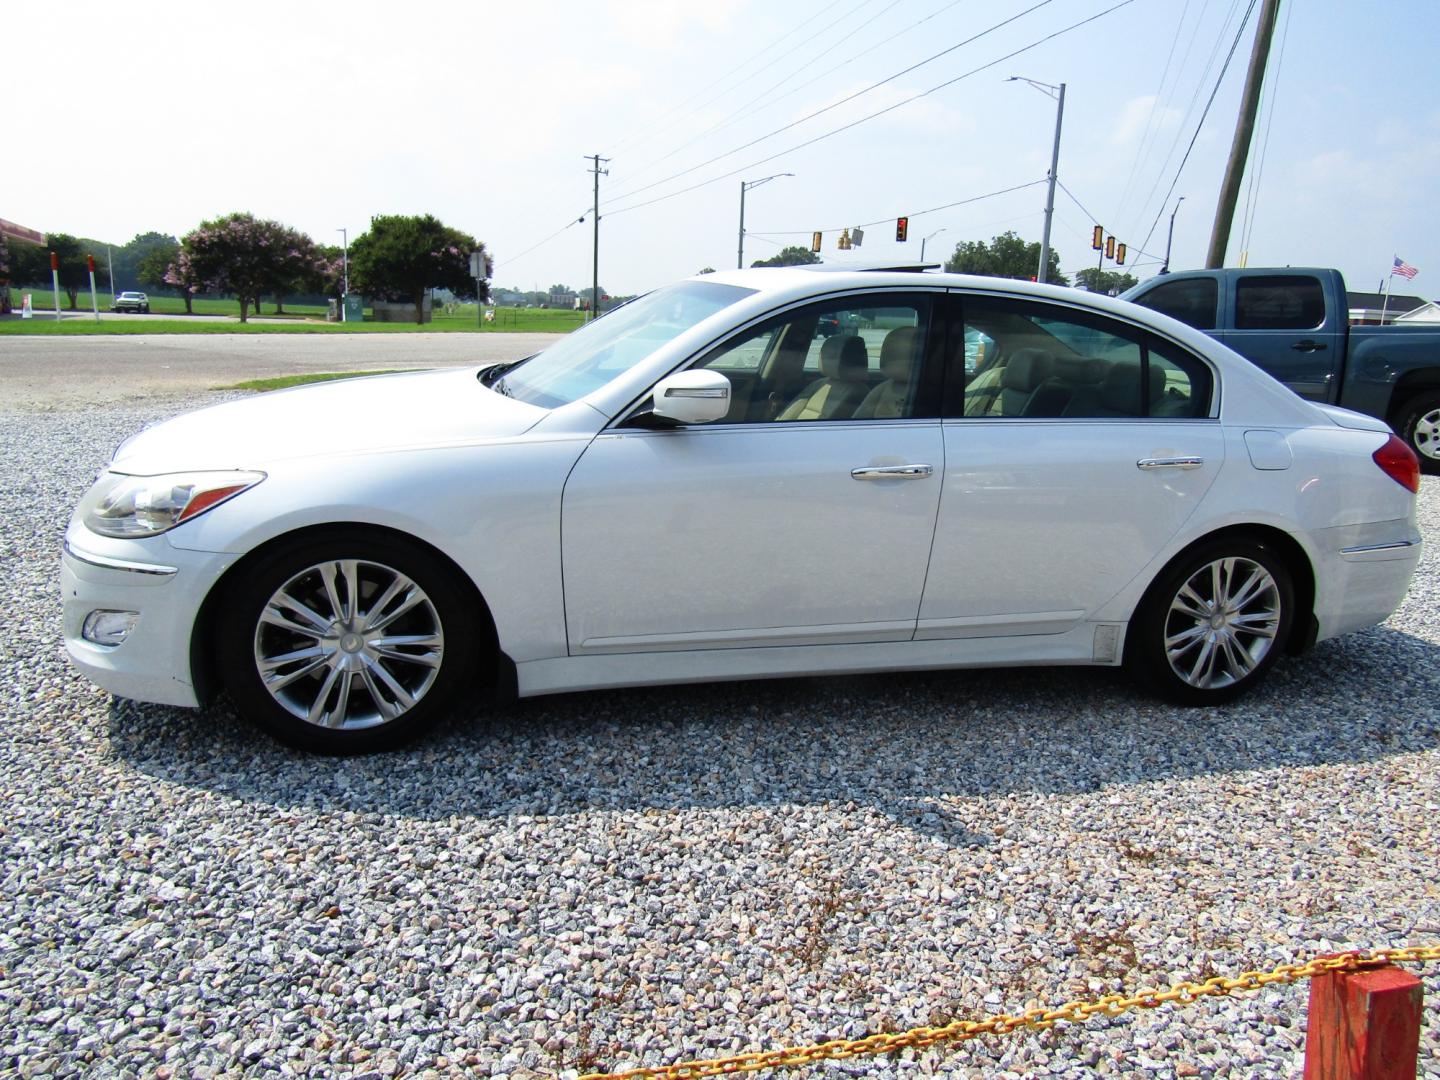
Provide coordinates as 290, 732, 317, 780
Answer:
1, 393, 1438, 1079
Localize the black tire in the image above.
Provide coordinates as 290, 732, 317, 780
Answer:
217, 533, 481, 753
1126, 537, 1294, 706
1394, 390, 1440, 476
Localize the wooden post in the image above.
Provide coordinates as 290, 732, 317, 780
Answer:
1304, 964, 1423, 1079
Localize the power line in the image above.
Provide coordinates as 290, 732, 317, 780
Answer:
746, 178, 1048, 236
625, 0, 957, 184
1112, 0, 1197, 222
498, 212, 588, 270
602, 0, 837, 157
603, 1, 1136, 220
601, 0, 1059, 207
1137, 0, 1259, 257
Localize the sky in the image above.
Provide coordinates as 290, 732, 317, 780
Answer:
8, 0, 1438, 298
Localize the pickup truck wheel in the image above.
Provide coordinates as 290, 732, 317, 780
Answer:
1395, 391, 1440, 475
1127, 538, 1293, 706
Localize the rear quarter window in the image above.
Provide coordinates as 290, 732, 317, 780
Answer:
1130, 278, 1218, 331
1234, 275, 1326, 330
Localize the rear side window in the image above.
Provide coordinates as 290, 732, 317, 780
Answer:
1131, 277, 1218, 330
1235, 275, 1325, 330
958, 296, 1212, 420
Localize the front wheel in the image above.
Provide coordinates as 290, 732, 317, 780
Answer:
1395, 390, 1440, 475
1127, 538, 1294, 706
218, 534, 480, 753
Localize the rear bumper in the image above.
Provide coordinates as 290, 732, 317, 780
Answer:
1311, 526, 1422, 642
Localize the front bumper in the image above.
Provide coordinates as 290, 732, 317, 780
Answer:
61, 531, 236, 709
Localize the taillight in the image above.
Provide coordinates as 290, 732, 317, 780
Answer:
1373, 433, 1420, 493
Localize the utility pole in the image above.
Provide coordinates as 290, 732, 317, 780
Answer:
1161, 197, 1185, 274
737, 173, 794, 269
588, 154, 610, 320
1007, 77, 1065, 284
1206, 0, 1282, 268
337, 228, 348, 321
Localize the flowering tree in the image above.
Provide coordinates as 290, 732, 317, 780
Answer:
180, 212, 321, 322
161, 249, 202, 314
350, 214, 486, 324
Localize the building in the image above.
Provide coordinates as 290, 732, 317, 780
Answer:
1346, 290, 1426, 325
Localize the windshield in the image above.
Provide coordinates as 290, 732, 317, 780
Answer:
494, 280, 756, 408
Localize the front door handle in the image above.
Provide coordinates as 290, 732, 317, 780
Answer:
851, 464, 933, 480
1137, 456, 1204, 471
1290, 340, 1328, 352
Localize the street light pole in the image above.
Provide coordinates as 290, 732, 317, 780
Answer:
1008, 76, 1066, 284
921, 227, 947, 263
337, 228, 348, 321
738, 172, 794, 269
1161, 197, 1185, 274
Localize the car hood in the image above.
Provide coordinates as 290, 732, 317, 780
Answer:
110, 367, 548, 473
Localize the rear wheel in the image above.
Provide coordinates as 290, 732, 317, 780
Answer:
218, 534, 480, 753
1395, 390, 1440, 475
1127, 538, 1294, 705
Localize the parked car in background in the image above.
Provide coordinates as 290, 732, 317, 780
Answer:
63, 267, 1421, 752
112, 292, 150, 314
1123, 268, 1440, 472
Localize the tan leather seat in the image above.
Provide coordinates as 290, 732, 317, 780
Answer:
775, 335, 869, 421
852, 327, 920, 419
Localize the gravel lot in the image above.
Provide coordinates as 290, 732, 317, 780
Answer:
2, 390, 1438, 1079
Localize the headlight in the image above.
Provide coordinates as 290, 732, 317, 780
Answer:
80, 470, 265, 538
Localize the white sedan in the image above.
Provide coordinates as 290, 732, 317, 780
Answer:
62, 268, 1423, 752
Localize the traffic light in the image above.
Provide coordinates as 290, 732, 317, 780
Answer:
896, 216, 909, 242
1105, 235, 1115, 260
811, 231, 822, 253
1092, 225, 1104, 251
1115, 244, 1126, 266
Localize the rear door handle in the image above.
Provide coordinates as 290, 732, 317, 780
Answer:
1137, 456, 1204, 470
851, 464, 933, 480
1290, 340, 1328, 352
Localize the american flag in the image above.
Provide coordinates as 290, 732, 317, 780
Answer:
1392, 257, 1419, 279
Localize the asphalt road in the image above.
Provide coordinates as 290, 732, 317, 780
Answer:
0, 332, 563, 409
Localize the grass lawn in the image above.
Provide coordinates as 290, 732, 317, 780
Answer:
220, 371, 410, 391
0, 302, 586, 335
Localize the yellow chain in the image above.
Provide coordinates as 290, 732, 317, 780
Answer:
576, 944, 1440, 1080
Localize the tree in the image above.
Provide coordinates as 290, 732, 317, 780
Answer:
751, 246, 820, 268
349, 214, 485, 324
111, 232, 180, 293
163, 251, 202, 314
180, 212, 320, 322
42, 234, 92, 310
944, 231, 1067, 285
137, 239, 181, 302
1073, 268, 1138, 296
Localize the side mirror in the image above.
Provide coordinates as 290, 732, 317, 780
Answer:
651, 369, 731, 424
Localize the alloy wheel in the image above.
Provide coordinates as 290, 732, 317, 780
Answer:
1162, 556, 1281, 690
253, 559, 445, 730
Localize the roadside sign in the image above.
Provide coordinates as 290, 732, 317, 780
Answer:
469, 251, 485, 278
343, 295, 363, 322
0, 219, 44, 245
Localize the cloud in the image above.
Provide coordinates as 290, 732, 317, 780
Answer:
1110, 94, 1183, 147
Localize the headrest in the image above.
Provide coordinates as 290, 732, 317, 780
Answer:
819, 334, 868, 380
878, 327, 919, 380
1099, 362, 1167, 414
1002, 348, 1054, 392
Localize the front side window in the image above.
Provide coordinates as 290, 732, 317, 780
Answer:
493, 281, 755, 408
689, 295, 933, 423
1131, 277, 1218, 330
959, 297, 1212, 419
1234, 275, 1325, 330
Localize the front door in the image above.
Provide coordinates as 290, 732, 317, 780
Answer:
561, 292, 946, 654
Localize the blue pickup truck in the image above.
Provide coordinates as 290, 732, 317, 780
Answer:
1123, 267, 1440, 473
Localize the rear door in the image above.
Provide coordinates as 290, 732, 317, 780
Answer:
1221, 271, 1343, 401
918, 292, 1225, 639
